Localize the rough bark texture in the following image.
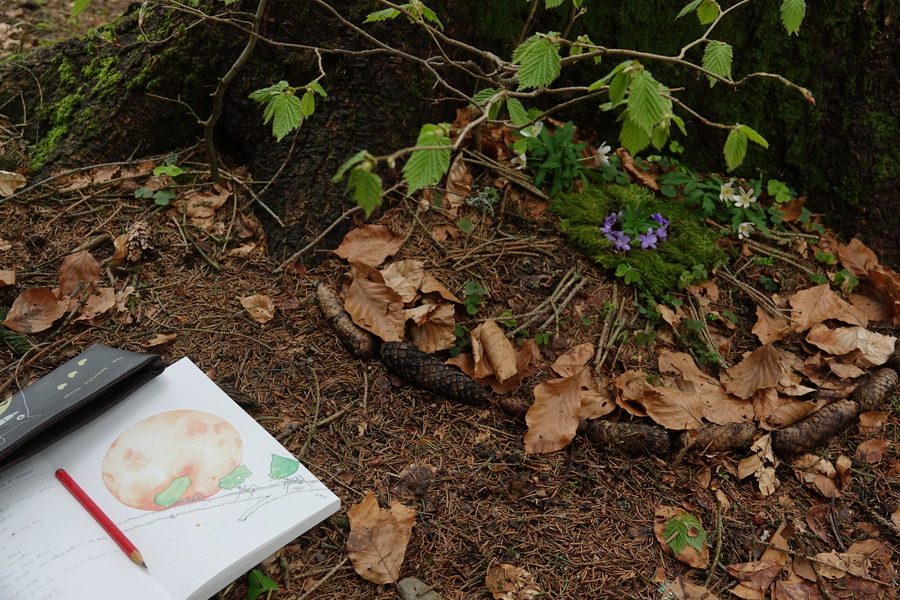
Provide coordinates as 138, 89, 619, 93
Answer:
0, 0, 897, 263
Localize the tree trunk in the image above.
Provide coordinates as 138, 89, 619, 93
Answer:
1, 0, 897, 264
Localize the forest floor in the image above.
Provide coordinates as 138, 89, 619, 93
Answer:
2, 3, 900, 600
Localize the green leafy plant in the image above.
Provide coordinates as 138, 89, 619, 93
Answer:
533, 331, 552, 345
247, 569, 279, 600
249, 79, 327, 142
462, 281, 487, 316
663, 513, 707, 556
134, 165, 186, 206
516, 121, 596, 196
833, 268, 859, 293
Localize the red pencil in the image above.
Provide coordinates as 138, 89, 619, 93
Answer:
55, 468, 148, 569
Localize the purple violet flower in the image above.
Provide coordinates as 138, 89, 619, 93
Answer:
611, 232, 631, 252
638, 228, 658, 249
600, 214, 617, 235
651, 213, 669, 228
654, 227, 667, 241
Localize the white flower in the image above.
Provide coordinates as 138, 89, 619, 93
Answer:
597, 141, 612, 166
511, 152, 527, 170
737, 222, 754, 239
733, 187, 757, 209
719, 181, 739, 203
518, 121, 544, 138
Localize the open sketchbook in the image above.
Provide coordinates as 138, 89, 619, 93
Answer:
0, 357, 340, 600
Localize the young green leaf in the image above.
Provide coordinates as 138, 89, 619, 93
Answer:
299, 90, 316, 118
247, 569, 279, 600
266, 93, 304, 141
364, 7, 401, 23
71, 0, 92, 18
696, 0, 719, 24
347, 168, 383, 216
456, 217, 473, 233
663, 514, 707, 556
507, 97, 529, 126
608, 71, 630, 104
724, 128, 748, 170
627, 70, 666, 133
513, 34, 562, 90
651, 121, 670, 150
403, 124, 451, 194
738, 125, 769, 149
780, 0, 806, 35
308, 80, 327, 97
545, 0, 565, 7
420, 5, 444, 30
619, 115, 651, 154
675, 0, 703, 19
249, 81, 290, 103
702, 41, 733, 87
333, 150, 370, 183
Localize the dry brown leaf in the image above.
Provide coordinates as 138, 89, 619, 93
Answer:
343, 263, 406, 342
74, 287, 116, 321
727, 560, 781, 599
867, 265, 900, 324
855, 439, 888, 463
419, 271, 461, 303
641, 387, 706, 430
111, 233, 129, 267
0, 269, 14, 287
2, 288, 68, 333
773, 580, 824, 600
0, 170, 26, 196
524, 374, 581, 454
381, 260, 425, 303
59, 250, 100, 296
407, 302, 456, 353
658, 350, 753, 425
143, 333, 177, 347
485, 563, 541, 600
550, 343, 594, 378
858, 411, 887, 433
180, 184, 231, 223
614, 370, 651, 417
722, 343, 783, 400
653, 506, 709, 568
752, 305, 794, 344
667, 576, 721, 600
334, 225, 403, 267
239, 294, 275, 323
848, 291, 892, 322
838, 238, 879, 279
812, 551, 870, 579
471, 319, 517, 383
90, 164, 119, 184
347, 492, 416, 585
789, 284, 868, 331
444, 153, 473, 207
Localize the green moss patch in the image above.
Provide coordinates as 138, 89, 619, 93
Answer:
550, 184, 728, 299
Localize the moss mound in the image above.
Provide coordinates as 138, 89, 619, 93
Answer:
550, 185, 728, 299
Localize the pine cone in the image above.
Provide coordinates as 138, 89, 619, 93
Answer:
771, 399, 859, 456
315, 282, 377, 360
852, 368, 898, 412
379, 342, 489, 405
126, 220, 153, 262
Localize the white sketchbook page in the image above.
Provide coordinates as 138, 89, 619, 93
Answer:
0, 458, 168, 600
45, 357, 340, 600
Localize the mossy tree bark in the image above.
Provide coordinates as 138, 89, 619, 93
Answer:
0, 0, 897, 263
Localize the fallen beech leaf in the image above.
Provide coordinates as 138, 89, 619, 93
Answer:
0, 170, 26, 196
444, 153, 473, 207
653, 506, 709, 568
112, 234, 129, 267
838, 238, 879, 279
806, 323, 870, 355
347, 492, 416, 584
59, 250, 100, 296
658, 350, 753, 425
240, 294, 275, 323
180, 184, 231, 221
722, 343, 783, 400
335, 225, 403, 267
789, 284, 867, 331
343, 263, 405, 342
752, 305, 794, 343
485, 563, 541, 600
858, 411, 887, 433
640, 387, 706, 430
0, 270, 15, 287
74, 287, 116, 321
2, 288, 68, 333
727, 560, 781, 599
848, 291, 892, 322
382, 260, 426, 303
419, 271, 461, 303
524, 374, 582, 454
668, 576, 721, 600
812, 551, 870, 579
773, 580, 824, 600
143, 333, 177, 347
866, 265, 900, 324
407, 302, 456, 353
855, 439, 888, 463
550, 343, 594, 378
614, 370, 651, 417
471, 319, 517, 383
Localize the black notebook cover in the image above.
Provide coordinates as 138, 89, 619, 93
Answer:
0, 345, 165, 469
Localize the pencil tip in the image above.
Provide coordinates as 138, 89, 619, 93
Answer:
131, 550, 148, 568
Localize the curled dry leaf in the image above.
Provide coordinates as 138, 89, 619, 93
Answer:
381, 260, 426, 303
658, 350, 753, 425
752, 305, 794, 344
0, 170, 26, 196
806, 324, 897, 366
855, 439, 888, 464
59, 250, 100, 296
472, 319, 517, 383
722, 343, 783, 400
727, 560, 782, 599
343, 263, 406, 342
347, 491, 416, 585
524, 374, 581, 454
444, 153, 473, 208
74, 287, 116, 321
334, 225, 404, 267
2, 288, 69, 333
837, 238, 879, 279
143, 333, 177, 347
112, 234, 129, 267
812, 551, 870, 579
180, 184, 231, 225
239, 294, 275, 323
406, 302, 456, 353
485, 564, 541, 600
789, 284, 868, 332
0, 269, 15, 287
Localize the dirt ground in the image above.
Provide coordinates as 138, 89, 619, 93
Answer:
1, 3, 899, 600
